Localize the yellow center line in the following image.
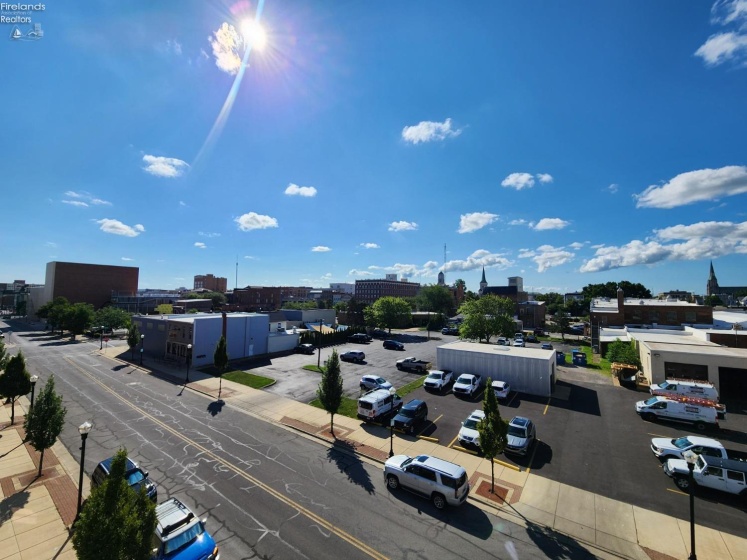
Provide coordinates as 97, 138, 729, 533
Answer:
64, 357, 389, 560
543, 397, 551, 415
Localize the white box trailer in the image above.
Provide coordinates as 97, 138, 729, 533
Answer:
436, 341, 556, 397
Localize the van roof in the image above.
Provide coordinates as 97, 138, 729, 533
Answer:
413, 455, 466, 477
358, 388, 394, 402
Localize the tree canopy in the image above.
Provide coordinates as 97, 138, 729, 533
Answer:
605, 339, 641, 368
127, 323, 141, 360
477, 377, 508, 494
65, 302, 95, 339
317, 349, 343, 436
364, 297, 412, 331
457, 295, 515, 343
0, 351, 32, 425
23, 374, 66, 476
416, 285, 456, 317
72, 449, 157, 560
93, 307, 132, 331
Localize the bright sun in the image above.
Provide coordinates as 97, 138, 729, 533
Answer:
240, 19, 267, 51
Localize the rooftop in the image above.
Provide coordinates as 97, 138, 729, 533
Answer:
591, 296, 699, 313
439, 340, 555, 360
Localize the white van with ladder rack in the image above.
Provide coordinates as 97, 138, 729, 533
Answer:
635, 392, 724, 431
650, 378, 719, 401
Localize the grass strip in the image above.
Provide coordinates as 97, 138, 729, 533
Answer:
309, 396, 359, 419
219, 369, 275, 389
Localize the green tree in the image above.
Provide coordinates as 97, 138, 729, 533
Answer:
605, 339, 641, 368
0, 338, 8, 373
23, 374, 66, 476
477, 377, 508, 494
93, 307, 132, 331
704, 295, 724, 307
72, 449, 157, 560
549, 309, 572, 341
0, 351, 32, 425
317, 349, 343, 436
65, 302, 95, 340
38, 296, 70, 334
154, 303, 173, 314
417, 285, 456, 317
214, 335, 228, 399
457, 295, 514, 343
364, 296, 412, 331
127, 323, 140, 360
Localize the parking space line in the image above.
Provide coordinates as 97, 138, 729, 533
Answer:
447, 434, 459, 448
525, 439, 540, 474
648, 432, 671, 438
666, 488, 687, 496
543, 397, 551, 415
505, 392, 518, 407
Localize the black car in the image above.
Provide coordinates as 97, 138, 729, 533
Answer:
525, 334, 538, 343
92, 456, 157, 502
392, 399, 428, 434
383, 339, 404, 350
371, 329, 388, 338
295, 344, 315, 354
348, 333, 371, 343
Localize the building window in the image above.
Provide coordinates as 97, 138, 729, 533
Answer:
666, 312, 677, 323
685, 311, 696, 323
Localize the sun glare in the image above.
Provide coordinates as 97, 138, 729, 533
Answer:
240, 19, 267, 51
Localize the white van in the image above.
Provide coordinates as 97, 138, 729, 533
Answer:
650, 379, 718, 401
357, 389, 403, 422
636, 395, 720, 431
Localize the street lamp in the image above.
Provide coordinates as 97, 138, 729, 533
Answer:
29, 375, 39, 411
185, 343, 192, 383
76, 421, 93, 520
99, 325, 105, 350
317, 318, 323, 369
140, 334, 145, 365
389, 417, 395, 458
683, 450, 698, 560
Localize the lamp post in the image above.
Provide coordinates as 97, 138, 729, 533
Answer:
683, 450, 698, 560
99, 325, 105, 350
140, 334, 145, 365
734, 323, 742, 348
185, 343, 192, 383
29, 375, 39, 411
317, 318, 323, 369
76, 421, 93, 520
389, 417, 395, 458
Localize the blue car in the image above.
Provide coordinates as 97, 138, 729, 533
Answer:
151, 498, 220, 560
383, 339, 404, 350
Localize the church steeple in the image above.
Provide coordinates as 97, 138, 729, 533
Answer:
479, 267, 488, 295
707, 261, 719, 296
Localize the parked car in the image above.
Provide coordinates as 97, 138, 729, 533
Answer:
492, 380, 510, 400
635, 395, 721, 431
371, 328, 388, 338
441, 326, 459, 335
392, 399, 429, 434
340, 351, 365, 363
458, 409, 485, 449
650, 435, 747, 462
92, 456, 157, 502
384, 454, 470, 510
512, 339, 525, 347
663, 453, 747, 497
358, 388, 402, 422
396, 357, 431, 372
506, 416, 536, 456
452, 373, 483, 399
525, 335, 538, 343
151, 498, 220, 560
360, 375, 392, 391
650, 379, 719, 401
295, 343, 315, 355
540, 342, 553, 350
533, 327, 544, 336
383, 339, 405, 350
348, 333, 371, 344
496, 337, 509, 346
423, 370, 453, 393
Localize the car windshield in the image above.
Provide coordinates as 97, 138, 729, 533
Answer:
400, 457, 414, 467
163, 522, 205, 554
656, 381, 669, 389
427, 373, 442, 380
508, 425, 527, 437
375, 377, 387, 384
672, 437, 693, 449
463, 418, 480, 429
643, 397, 659, 405
399, 408, 417, 418
456, 376, 471, 384
126, 470, 145, 486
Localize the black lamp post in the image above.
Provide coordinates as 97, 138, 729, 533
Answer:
29, 375, 39, 411
683, 450, 698, 560
140, 334, 145, 365
76, 421, 93, 520
389, 417, 395, 458
185, 343, 192, 383
317, 318, 323, 369
99, 325, 105, 350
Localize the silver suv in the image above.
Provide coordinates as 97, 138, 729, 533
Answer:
506, 416, 536, 456
384, 454, 470, 510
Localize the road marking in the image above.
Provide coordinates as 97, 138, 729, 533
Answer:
64, 357, 390, 560
666, 488, 687, 496
648, 432, 671, 438
416, 414, 442, 438
447, 433, 460, 449
525, 439, 541, 474
543, 398, 551, 415
505, 392, 518, 407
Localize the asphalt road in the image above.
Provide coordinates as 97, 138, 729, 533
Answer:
4, 320, 606, 560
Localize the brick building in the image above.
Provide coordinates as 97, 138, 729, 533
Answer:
590, 288, 712, 330
194, 274, 228, 293
230, 286, 282, 312
354, 276, 421, 304
42, 261, 139, 310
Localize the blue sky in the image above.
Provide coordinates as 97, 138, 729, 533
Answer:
2, 1, 746, 295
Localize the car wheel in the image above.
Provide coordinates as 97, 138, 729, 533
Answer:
642, 412, 656, 422
396, 365, 402, 370
694, 421, 707, 431
386, 475, 399, 490
674, 476, 691, 491
360, 384, 366, 390
432, 493, 446, 510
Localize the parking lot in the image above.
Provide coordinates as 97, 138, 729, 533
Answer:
252, 330, 747, 537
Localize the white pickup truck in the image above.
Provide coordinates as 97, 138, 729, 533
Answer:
651, 435, 747, 462
452, 373, 483, 399
663, 454, 747, 497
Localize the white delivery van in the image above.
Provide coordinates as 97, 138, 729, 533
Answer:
650, 379, 718, 401
357, 389, 403, 422
636, 395, 720, 431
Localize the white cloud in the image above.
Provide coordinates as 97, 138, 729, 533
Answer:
401, 118, 462, 144
536, 173, 554, 184
457, 212, 499, 234
235, 212, 279, 231
388, 220, 418, 232
607, 183, 619, 194
360, 242, 380, 249
695, 32, 747, 66
635, 166, 747, 208
285, 183, 318, 197
198, 231, 221, 238
312, 246, 331, 252
194, 242, 206, 249
501, 172, 535, 190
655, 220, 747, 240
520, 245, 574, 273
533, 218, 570, 231
244, 255, 256, 259
62, 200, 89, 207
157, 39, 182, 56
45, 241, 57, 248
349, 269, 374, 277
712, 0, 747, 25
208, 22, 243, 75
509, 219, 528, 226
121, 257, 134, 261
142, 155, 189, 178
96, 219, 145, 237
179, 201, 187, 207
442, 249, 513, 273
63, 190, 111, 206
569, 241, 585, 250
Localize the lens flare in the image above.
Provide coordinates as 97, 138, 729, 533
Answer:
241, 18, 267, 51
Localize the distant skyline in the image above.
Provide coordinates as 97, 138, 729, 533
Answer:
2, 1, 746, 295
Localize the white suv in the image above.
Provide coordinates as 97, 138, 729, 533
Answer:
423, 370, 453, 393
384, 454, 470, 510
360, 375, 392, 391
